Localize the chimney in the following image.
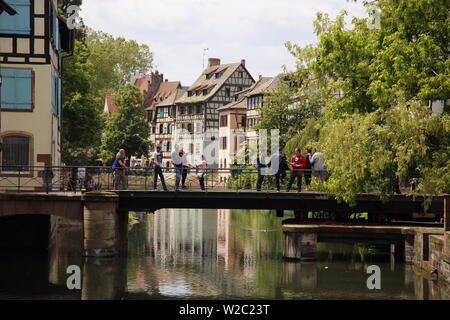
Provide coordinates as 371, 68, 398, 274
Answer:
241, 59, 246, 67
208, 58, 221, 68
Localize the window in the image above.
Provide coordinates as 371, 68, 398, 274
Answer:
203, 89, 208, 95
238, 72, 243, 78
1, 136, 29, 171
159, 108, 164, 118
225, 88, 230, 97
0, 68, 32, 110
241, 116, 246, 128
187, 123, 193, 134
167, 141, 172, 152
220, 115, 228, 127
168, 107, 172, 117
220, 137, 227, 150
179, 106, 184, 115
0, 0, 31, 34
188, 91, 193, 97
188, 106, 193, 115
159, 124, 164, 134
168, 124, 172, 134
196, 105, 202, 114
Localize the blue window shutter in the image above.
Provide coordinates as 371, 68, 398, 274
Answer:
0, 0, 31, 34
160, 108, 164, 118
51, 6, 60, 52
0, 68, 32, 110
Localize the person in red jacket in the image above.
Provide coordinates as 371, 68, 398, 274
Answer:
286, 148, 306, 192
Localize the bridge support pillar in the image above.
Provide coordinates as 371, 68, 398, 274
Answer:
283, 231, 317, 260
82, 192, 123, 257
444, 196, 450, 264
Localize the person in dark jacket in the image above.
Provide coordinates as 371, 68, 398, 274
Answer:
256, 150, 267, 192
269, 147, 290, 192
286, 148, 306, 192
304, 148, 313, 191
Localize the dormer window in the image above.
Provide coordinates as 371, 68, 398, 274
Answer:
203, 89, 208, 95
188, 91, 193, 97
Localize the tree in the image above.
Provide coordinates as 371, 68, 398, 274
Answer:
286, 0, 449, 116
100, 85, 152, 165
62, 40, 105, 165
85, 29, 153, 98
253, 76, 322, 147
316, 101, 449, 205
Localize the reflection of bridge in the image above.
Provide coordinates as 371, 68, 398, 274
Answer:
0, 190, 449, 282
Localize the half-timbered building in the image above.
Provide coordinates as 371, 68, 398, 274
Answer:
0, 0, 73, 185
174, 58, 255, 166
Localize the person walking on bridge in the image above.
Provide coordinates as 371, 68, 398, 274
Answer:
304, 148, 313, 191
152, 145, 168, 191
171, 145, 183, 191
113, 149, 128, 190
256, 150, 267, 192
286, 148, 306, 193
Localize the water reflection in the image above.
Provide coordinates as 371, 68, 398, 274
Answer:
124, 209, 449, 300
0, 209, 448, 300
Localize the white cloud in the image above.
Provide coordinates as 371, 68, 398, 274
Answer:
80, 0, 367, 85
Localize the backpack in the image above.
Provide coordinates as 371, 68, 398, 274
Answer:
112, 158, 118, 170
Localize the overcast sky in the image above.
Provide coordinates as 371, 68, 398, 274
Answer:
80, 0, 367, 86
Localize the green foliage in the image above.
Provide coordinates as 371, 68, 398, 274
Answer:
254, 77, 322, 146
100, 85, 152, 165
62, 40, 105, 165
286, 0, 449, 116
85, 28, 153, 98
285, 117, 326, 157
317, 101, 449, 205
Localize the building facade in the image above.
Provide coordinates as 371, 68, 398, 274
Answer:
0, 0, 73, 187
217, 88, 250, 182
153, 87, 186, 167
174, 58, 255, 166
245, 75, 281, 145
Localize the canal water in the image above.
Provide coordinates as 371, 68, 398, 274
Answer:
0, 209, 448, 300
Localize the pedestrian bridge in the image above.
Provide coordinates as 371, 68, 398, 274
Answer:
0, 190, 445, 222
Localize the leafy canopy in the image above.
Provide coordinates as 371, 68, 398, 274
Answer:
100, 85, 152, 165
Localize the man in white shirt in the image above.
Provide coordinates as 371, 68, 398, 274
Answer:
171, 145, 183, 191
152, 145, 168, 191
310, 149, 326, 183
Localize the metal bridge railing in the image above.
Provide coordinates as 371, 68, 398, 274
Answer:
0, 165, 331, 193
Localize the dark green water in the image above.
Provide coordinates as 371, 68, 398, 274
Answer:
0, 209, 448, 300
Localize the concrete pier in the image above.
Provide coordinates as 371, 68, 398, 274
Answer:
82, 192, 127, 257
282, 222, 450, 284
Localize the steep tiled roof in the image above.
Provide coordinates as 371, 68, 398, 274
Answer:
247, 75, 282, 97
218, 97, 247, 111
156, 88, 187, 107
176, 62, 243, 104
144, 81, 181, 110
